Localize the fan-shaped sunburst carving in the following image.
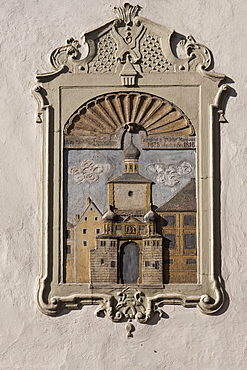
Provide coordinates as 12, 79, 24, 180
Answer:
64, 92, 194, 137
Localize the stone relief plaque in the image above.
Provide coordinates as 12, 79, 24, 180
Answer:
33, 3, 230, 334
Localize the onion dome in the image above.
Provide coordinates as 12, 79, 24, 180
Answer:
144, 205, 157, 222
102, 207, 117, 222
123, 136, 140, 160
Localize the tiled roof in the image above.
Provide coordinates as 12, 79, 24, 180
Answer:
156, 179, 196, 212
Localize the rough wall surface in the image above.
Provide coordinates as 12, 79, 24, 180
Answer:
0, 0, 246, 369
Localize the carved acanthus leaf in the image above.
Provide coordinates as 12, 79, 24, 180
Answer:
179, 35, 212, 71
113, 3, 141, 24
50, 37, 81, 71
95, 287, 152, 323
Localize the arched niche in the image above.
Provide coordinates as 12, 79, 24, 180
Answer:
64, 91, 195, 149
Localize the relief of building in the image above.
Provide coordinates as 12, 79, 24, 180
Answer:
65, 198, 103, 283
90, 137, 163, 285
64, 222, 75, 283
156, 179, 197, 283
65, 137, 196, 286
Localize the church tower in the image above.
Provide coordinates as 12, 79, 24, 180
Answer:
107, 135, 152, 216
90, 135, 163, 285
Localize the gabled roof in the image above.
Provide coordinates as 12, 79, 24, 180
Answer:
66, 221, 74, 228
75, 200, 102, 225
108, 172, 153, 183
122, 216, 143, 223
156, 179, 196, 212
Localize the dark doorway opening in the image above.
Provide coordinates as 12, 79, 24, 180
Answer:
120, 242, 139, 284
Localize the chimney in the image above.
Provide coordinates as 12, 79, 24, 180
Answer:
86, 197, 91, 206
75, 214, 80, 223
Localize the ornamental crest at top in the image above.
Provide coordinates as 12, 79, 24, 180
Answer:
39, 2, 220, 86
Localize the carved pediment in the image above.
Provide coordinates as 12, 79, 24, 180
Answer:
122, 216, 142, 223
37, 3, 224, 86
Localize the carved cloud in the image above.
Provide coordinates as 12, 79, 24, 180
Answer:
147, 161, 193, 186
69, 160, 111, 184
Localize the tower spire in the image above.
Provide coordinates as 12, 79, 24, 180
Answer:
123, 135, 140, 173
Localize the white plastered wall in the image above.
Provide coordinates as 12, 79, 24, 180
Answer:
0, 1, 246, 369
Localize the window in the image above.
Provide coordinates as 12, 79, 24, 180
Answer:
95, 216, 98, 221
184, 234, 196, 249
186, 258, 196, 265
154, 261, 159, 269
139, 225, 145, 235
96, 228, 101, 234
65, 245, 71, 254
83, 240, 87, 246
164, 215, 175, 226
65, 229, 70, 239
145, 261, 150, 267
111, 261, 115, 268
84, 217, 88, 221
83, 228, 87, 234
128, 190, 133, 196
164, 234, 176, 249
116, 225, 121, 230
184, 215, 195, 226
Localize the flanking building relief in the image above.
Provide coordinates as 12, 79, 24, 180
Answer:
33, 3, 230, 334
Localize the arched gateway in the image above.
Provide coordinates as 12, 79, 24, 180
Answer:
120, 242, 140, 284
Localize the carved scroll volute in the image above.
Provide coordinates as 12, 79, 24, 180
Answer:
50, 37, 81, 72
178, 35, 212, 72
31, 86, 48, 123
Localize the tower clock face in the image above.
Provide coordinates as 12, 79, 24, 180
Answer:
114, 183, 147, 211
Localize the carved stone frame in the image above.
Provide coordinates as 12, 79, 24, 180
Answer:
33, 4, 229, 326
